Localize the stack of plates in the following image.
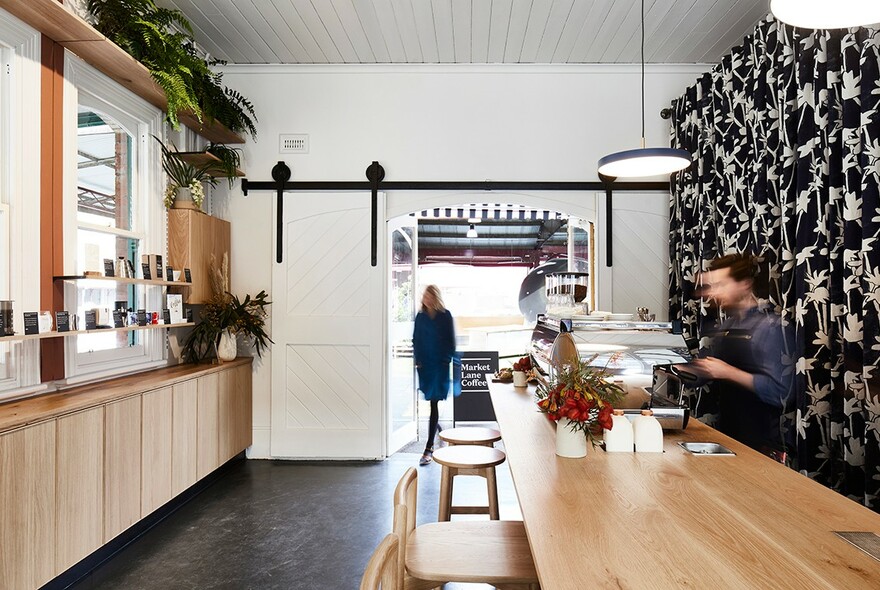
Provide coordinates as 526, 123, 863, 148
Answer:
586, 311, 611, 320
608, 313, 634, 321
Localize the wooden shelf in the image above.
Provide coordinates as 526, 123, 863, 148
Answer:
175, 152, 245, 177
0, 0, 245, 145
0, 323, 195, 343
54, 275, 192, 288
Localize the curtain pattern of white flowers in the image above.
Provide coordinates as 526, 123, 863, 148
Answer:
669, 16, 880, 509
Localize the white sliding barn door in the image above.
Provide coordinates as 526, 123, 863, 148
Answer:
270, 192, 386, 459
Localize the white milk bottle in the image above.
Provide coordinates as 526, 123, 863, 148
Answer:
633, 409, 664, 453
603, 409, 634, 452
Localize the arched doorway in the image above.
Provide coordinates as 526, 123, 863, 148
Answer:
385, 192, 597, 455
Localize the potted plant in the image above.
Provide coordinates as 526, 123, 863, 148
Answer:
511, 355, 534, 387
87, 0, 257, 137
535, 355, 624, 457
156, 136, 216, 210
181, 254, 272, 363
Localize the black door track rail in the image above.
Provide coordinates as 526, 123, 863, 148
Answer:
241, 161, 668, 266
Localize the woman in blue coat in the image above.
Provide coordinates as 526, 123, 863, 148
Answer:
413, 285, 456, 465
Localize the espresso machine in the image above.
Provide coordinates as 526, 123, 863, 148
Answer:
531, 314, 693, 429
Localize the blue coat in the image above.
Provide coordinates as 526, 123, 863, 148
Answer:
413, 309, 456, 401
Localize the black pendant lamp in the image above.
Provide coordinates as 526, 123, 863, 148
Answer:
597, 0, 691, 178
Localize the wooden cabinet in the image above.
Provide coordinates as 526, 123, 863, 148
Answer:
142, 387, 173, 516
55, 407, 104, 573
104, 396, 142, 542
167, 209, 230, 304
0, 359, 252, 589
172, 380, 199, 496
197, 372, 220, 478
0, 422, 56, 589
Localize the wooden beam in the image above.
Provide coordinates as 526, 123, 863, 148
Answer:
40, 34, 65, 382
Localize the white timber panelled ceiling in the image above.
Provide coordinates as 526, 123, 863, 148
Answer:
158, 0, 769, 65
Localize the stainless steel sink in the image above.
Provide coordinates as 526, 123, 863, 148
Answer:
678, 442, 735, 456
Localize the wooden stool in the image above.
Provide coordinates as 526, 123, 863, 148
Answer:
393, 468, 540, 590
431, 445, 506, 521
439, 426, 501, 447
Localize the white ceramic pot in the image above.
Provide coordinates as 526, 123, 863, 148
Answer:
172, 186, 199, 210
217, 328, 237, 361
512, 370, 527, 387
555, 417, 588, 458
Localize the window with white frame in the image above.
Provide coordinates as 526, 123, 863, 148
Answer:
0, 10, 41, 401
63, 55, 166, 382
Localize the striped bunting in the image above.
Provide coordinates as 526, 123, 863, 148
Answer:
413, 204, 563, 221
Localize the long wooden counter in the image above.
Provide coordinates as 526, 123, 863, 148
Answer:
488, 379, 880, 589
0, 358, 251, 432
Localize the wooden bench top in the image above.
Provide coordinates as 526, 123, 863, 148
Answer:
0, 358, 252, 433
488, 378, 880, 589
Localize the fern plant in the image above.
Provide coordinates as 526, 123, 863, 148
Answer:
206, 143, 243, 188
86, 0, 257, 137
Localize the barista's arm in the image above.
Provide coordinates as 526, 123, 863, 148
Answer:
689, 357, 756, 392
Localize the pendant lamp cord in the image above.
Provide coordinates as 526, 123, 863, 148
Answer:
641, 0, 645, 145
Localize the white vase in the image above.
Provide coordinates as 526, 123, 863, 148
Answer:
512, 370, 527, 387
172, 186, 200, 210
217, 328, 237, 361
555, 417, 588, 458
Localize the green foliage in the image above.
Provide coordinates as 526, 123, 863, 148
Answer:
182, 290, 273, 363
206, 143, 243, 188
154, 135, 216, 188
87, 0, 257, 138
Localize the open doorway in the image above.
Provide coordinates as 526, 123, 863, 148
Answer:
387, 202, 594, 455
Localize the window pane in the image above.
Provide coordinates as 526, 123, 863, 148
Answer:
77, 108, 133, 231
0, 342, 15, 382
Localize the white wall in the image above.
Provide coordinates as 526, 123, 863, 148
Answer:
218, 64, 708, 457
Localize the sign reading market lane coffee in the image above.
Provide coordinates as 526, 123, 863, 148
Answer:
453, 351, 498, 422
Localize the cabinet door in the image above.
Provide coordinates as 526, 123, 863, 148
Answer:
142, 387, 173, 516
197, 372, 220, 479
234, 363, 253, 453
0, 421, 56, 589
218, 366, 235, 463
172, 379, 199, 496
104, 396, 142, 541
56, 407, 103, 574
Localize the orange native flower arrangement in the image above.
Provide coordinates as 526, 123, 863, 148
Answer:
535, 354, 625, 446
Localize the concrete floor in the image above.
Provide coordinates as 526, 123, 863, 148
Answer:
71, 452, 522, 590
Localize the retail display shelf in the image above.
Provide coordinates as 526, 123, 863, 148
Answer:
0, 322, 195, 343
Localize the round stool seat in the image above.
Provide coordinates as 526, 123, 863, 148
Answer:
439, 427, 501, 446
432, 445, 506, 469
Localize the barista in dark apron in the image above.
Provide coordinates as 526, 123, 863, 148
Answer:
686, 254, 793, 460
704, 310, 791, 455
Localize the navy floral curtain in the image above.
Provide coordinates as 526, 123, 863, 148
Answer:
669, 16, 880, 509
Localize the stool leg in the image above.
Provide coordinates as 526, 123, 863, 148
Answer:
438, 465, 453, 522
486, 466, 499, 520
